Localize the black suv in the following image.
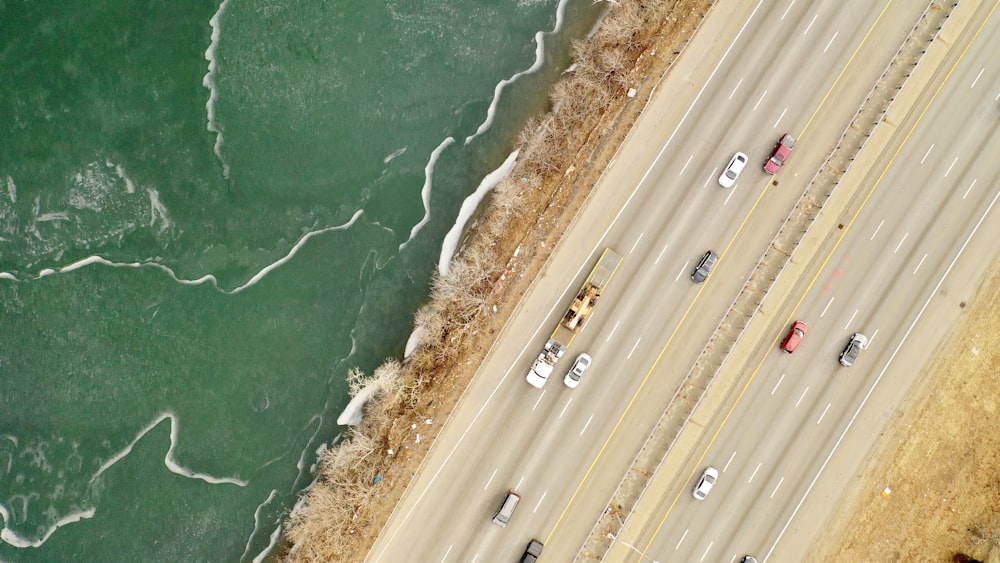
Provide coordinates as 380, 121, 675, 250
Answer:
519, 539, 543, 563
691, 251, 718, 283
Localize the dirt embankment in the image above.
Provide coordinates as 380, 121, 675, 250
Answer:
280, 1, 717, 561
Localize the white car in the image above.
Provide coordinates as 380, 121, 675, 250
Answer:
718, 152, 748, 188
563, 353, 592, 388
692, 466, 718, 500
839, 332, 868, 367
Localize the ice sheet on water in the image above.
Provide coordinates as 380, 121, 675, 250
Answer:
398, 137, 455, 252
0, 504, 95, 549
438, 149, 519, 276
1, 161, 174, 273
2, 209, 366, 297
336, 384, 381, 426
383, 147, 408, 164
203, 0, 233, 179
92, 412, 247, 487
463, 0, 569, 144
252, 524, 282, 563
240, 489, 277, 562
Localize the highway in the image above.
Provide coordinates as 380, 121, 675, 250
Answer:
367, 1, 1000, 562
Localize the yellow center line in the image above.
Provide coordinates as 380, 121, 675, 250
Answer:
641, 0, 999, 555
545, 0, 899, 546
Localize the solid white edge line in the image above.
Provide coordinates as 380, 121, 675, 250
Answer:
371, 2, 770, 558
764, 186, 1000, 561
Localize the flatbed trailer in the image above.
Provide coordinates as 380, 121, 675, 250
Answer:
525, 248, 624, 388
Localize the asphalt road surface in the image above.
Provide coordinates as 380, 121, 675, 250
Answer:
367, 1, 1000, 562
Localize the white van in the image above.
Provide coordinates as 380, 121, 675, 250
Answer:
492, 490, 521, 527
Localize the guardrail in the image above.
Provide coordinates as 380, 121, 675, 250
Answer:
581, 2, 959, 560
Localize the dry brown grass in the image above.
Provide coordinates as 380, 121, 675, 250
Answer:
280, 1, 716, 561
809, 259, 1000, 563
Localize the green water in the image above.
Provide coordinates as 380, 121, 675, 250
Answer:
0, 0, 604, 560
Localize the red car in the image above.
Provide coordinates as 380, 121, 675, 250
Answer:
764, 133, 796, 174
780, 320, 807, 353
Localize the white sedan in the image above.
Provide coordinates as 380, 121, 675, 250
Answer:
563, 353, 592, 388
718, 152, 748, 188
692, 466, 718, 500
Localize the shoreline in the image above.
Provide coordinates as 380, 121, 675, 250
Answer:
280, 1, 717, 560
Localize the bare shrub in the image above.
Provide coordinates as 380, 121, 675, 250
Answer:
283, 0, 715, 560
372, 358, 403, 398
490, 177, 525, 217
412, 304, 445, 351
601, 1, 645, 51
516, 115, 546, 153
520, 114, 570, 176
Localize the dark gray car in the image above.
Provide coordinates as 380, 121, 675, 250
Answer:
519, 539, 543, 563
691, 251, 718, 283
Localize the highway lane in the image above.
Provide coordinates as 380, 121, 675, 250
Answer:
366, 0, 946, 561
618, 2, 1000, 561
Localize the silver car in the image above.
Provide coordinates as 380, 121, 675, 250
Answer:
692, 466, 718, 500
839, 333, 868, 367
